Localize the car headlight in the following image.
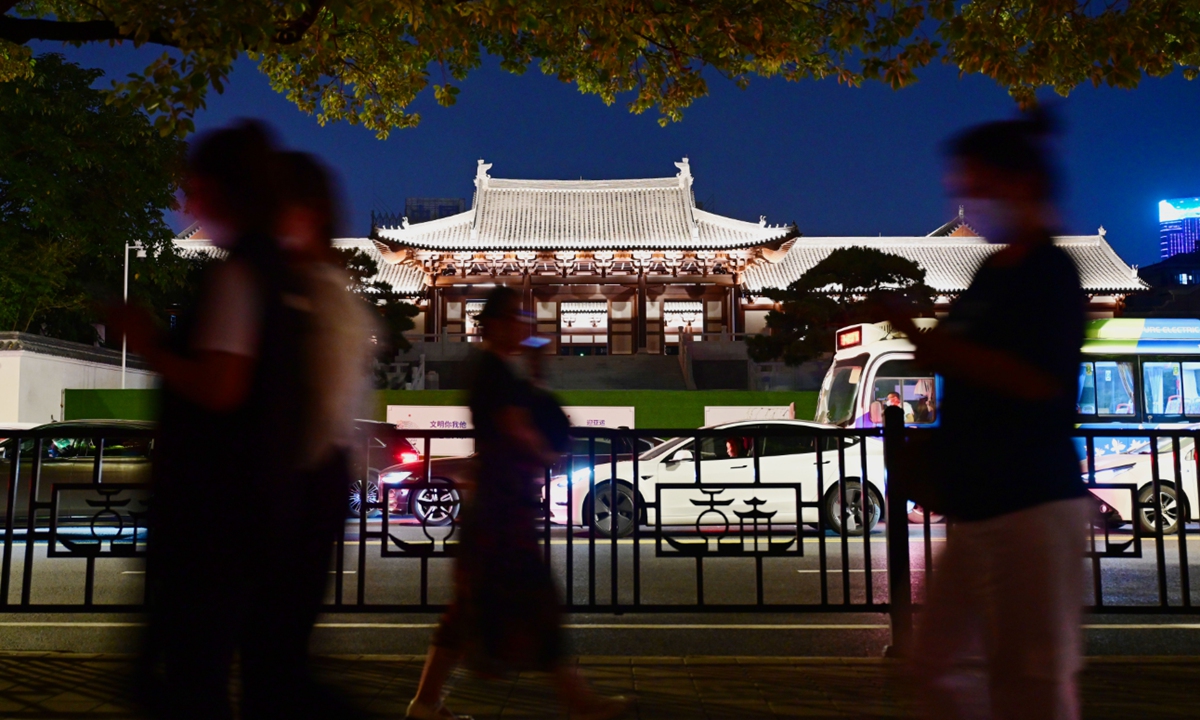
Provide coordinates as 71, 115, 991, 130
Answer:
1088, 464, 1136, 483
552, 474, 569, 488
571, 467, 596, 485
379, 470, 411, 486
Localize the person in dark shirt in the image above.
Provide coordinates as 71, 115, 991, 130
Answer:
404, 286, 629, 720
114, 122, 317, 720
892, 111, 1091, 720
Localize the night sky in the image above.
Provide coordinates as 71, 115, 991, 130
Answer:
35, 41, 1200, 268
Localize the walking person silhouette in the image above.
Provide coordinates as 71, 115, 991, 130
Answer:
405, 286, 629, 720
114, 121, 320, 719
892, 110, 1091, 720
236, 151, 376, 720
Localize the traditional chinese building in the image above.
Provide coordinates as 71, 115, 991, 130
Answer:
370, 159, 796, 355
369, 162, 1144, 353
740, 211, 1146, 331
174, 160, 1146, 360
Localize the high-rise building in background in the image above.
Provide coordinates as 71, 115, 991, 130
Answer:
1160, 197, 1200, 259
405, 197, 466, 224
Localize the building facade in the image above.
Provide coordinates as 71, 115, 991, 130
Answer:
175, 160, 1147, 356
372, 159, 796, 355
1160, 197, 1200, 259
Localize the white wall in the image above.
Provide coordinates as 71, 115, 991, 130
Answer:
744, 310, 770, 335
0, 351, 19, 422
0, 350, 157, 425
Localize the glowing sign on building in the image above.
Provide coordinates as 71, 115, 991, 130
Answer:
1160, 197, 1200, 259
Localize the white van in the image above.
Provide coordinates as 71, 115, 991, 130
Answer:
815, 318, 1200, 534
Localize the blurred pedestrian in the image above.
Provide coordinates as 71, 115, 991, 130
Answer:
113, 120, 314, 720
405, 286, 629, 720
235, 152, 376, 719
892, 110, 1090, 720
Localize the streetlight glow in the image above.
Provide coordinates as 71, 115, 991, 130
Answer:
121, 241, 146, 389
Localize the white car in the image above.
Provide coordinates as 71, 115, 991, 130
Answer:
1088, 437, 1197, 535
548, 420, 886, 538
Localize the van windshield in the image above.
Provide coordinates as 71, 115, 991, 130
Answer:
816, 354, 868, 426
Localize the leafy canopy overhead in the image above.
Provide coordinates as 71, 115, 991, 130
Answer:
746, 246, 935, 366
0, 53, 193, 342
2, 1, 1196, 138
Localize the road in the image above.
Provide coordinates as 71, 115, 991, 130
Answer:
3, 521, 1200, 656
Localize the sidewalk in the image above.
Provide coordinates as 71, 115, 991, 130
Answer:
0, 653, 1196, 719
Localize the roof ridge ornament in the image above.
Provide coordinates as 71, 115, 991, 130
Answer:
475, 158, 492, 190
674, 157, 693, 188
759, 215, 766, 227
401, 216, 410, 229
1098, 225, 1106, 237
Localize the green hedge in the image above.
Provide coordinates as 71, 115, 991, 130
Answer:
67, 389, 819, 429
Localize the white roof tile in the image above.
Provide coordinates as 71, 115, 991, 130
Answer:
170, 234, 426, 295
742, 235, 1146, 295
172, 234, 227, 261
374, 160, 794, 251
332, 238, 427, 295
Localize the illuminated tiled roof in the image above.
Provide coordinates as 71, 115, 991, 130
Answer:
333, 238, 427, 295
373, 159, 796, 251
742, 234, 1146, 295
171, 231, 426, 295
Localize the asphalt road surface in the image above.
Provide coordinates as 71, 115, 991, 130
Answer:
3, 522, 1200, 657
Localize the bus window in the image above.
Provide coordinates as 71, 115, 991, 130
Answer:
870, 360, 937, 425
1079, 361, 1135, 417
1142, 361, 1200, 418
816, 354, 867, 426
1077, 363, 1096, 414
1185, 363, 1200, 415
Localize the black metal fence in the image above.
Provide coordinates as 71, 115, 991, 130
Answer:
3, 414, 1199, 644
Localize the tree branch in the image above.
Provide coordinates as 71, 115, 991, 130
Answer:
0, 15, 177, 47
274, 1, 326, 45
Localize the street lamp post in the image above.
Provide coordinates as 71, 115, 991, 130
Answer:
121, 241, 147, 389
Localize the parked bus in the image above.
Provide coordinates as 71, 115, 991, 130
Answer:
815, 318, 1200, 533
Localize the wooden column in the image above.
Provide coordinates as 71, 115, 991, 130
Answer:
430, 283, 441, 339
636, 273, 648, 352
727, 285, 738, 338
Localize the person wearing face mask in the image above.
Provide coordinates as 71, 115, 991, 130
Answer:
890, 109, 1090, 720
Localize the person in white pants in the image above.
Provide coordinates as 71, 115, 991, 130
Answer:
914, 498, 1090, 720
892, 108, 1091, 720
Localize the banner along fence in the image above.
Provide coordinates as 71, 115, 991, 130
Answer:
2, 412, 1199, 650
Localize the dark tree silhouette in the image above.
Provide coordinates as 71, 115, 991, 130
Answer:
747, 246, 934, 366
337, 247, 419, 354
0, 53, 188, 342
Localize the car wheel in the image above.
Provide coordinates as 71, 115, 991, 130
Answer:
410, 478, 461, 527
348, 479, 379, 519
823, 481, 883, 536
907, 503, 945, 525
1138, 483, 1186, 535
586, 483, 638, 538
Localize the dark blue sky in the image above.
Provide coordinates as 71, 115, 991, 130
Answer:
38, 42, 1200, 268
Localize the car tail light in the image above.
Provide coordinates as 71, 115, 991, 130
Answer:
397, 450, 421, 465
